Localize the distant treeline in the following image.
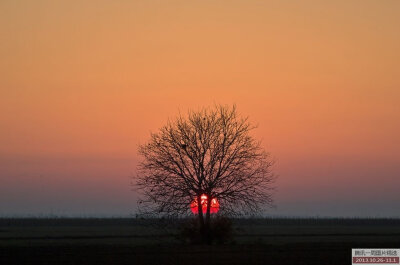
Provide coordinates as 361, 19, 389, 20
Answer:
1, 217, 400, 227
233, 217, 400, 226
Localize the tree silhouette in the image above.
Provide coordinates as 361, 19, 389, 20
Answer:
135, 105, 275, 242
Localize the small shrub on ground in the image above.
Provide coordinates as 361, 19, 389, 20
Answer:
179, 216, 233, 245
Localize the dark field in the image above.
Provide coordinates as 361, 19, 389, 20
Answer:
1, 218, 399, 265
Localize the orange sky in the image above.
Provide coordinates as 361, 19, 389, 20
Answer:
1, 1, 399, 216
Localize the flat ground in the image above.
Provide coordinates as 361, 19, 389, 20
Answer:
1, 218, 399, 265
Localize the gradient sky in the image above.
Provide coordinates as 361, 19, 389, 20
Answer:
1, 0, 399, 217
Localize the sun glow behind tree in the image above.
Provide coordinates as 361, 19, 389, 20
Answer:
190, 194, 220, 214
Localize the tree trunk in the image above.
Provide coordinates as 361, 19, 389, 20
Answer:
204, 196, 212, 244
197, 194, 205, 241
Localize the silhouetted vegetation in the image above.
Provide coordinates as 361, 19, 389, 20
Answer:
179, 216, 233, 244
1, 216, 400, 227
136, 105, 275, 243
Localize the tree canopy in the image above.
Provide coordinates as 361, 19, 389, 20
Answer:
136, 105, 275, 222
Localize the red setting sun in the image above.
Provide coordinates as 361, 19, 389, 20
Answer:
190, 194, 220, 214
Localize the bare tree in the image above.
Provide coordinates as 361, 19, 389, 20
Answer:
135, 105, 275, 241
